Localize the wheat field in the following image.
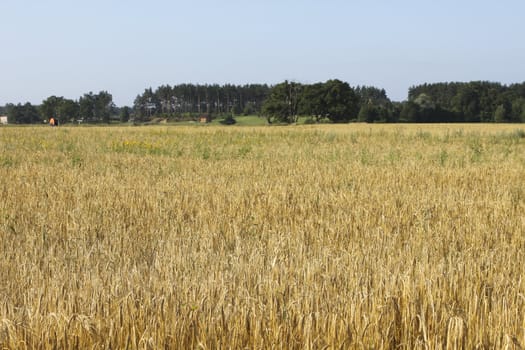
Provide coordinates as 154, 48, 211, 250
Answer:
1, 123, 524, 349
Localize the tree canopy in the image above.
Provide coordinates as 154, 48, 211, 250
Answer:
2, 80, 525, 124
5, 103, 41, 124
41, 96, 79, 123
408, 81, 525, 123
262, 80, 360, 124
262, 81, 302, 124
133, 84, 270, 122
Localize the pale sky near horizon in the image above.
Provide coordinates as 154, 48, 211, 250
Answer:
1, 0, 524, 106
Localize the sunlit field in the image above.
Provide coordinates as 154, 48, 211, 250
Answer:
1, 123, 524, 349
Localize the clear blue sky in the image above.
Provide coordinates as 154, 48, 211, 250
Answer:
1, 0, 524, 106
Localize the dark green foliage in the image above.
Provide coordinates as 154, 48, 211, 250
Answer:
299, 83, 326, 122
262, 81, 302, 124
133, 88, 159, 122
79, 93, 95, 122
355, 86, 395, 123
511, 98, 525, 122
78, 91, 115, 123
7, 103, 41, 124
358, 103, 380, 123
96, 91, 114, 123
408, 81, 525, 123
61, 99, 80, 123
133, 84, 270, 121
3, 80, 525, 125
242, 102, 256, 116
120, 106, 131, 123
494, 105, 508, 123
299, 80, 359, 123
297, 80, 360, 123
322, 80, 359, 122
40, 96, 79, 123
399, 101, 420, 122
355, 86, 390, 107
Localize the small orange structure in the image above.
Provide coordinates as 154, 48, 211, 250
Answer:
199, 114, 211, 123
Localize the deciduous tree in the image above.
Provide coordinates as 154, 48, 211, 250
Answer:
262, 81, 302, 124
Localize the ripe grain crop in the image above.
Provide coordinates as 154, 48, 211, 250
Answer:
1, 124, 524, 349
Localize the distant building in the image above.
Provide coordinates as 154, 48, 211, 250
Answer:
0, 116, 7, 125
199, 114, 212, 123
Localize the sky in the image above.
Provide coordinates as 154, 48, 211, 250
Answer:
1, 0, 524, 106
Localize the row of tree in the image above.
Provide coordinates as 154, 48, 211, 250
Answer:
3, 91, 116, 124
2, 81, 525, 124
262, 80, 393, 123
405, 81, 525, 122
262, 80, 525, 124
2, 103, 41, 124
133, 84, 271, 121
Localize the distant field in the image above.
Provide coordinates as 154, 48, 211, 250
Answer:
1, 124, 524, 348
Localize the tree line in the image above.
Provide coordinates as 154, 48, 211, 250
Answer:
262, 80, 393, 124
2, 91, 116, 124
1, 80, 525, 124
261, 80, 525, 123
405, 81, 525, 123
132, 84, 270, 121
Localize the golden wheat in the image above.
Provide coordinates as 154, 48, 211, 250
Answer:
0, 123, 524, 349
